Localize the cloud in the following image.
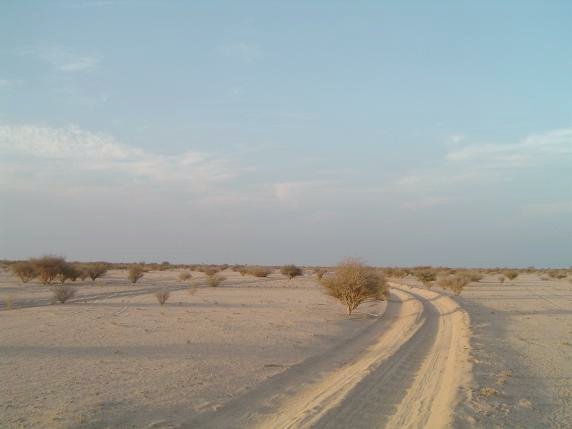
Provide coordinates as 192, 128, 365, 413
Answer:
0, 78, 23, 89
217, 43, 263, 62
446, 128, 572, 167
21, 45, 101, 72
0, 123, 239, 192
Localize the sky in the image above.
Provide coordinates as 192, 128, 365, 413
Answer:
0, 1, 571, 267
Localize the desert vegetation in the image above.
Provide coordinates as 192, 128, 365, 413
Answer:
154, 289, 170, 305
322, 259, 388, 315
178, 271, 192, 281
206, 273, 225, 287
281, 264, 303, 279
10, 261, 36, 283
85, 263, 108, 283
128, 265, 145, 284
437, 273, 472, 295
51, 285, 76, 304
32, 256, 67, 285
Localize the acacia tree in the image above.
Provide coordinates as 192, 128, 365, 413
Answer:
32, 256, 66, 285
322, 259, 387, 315
86, 263, 108, 283
11, 261, 37, 283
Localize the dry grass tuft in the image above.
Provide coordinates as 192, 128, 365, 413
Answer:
479, 386, 498, 398
155, 289, 170, 306
322, 258, 387, 315
2, 296, 14, 310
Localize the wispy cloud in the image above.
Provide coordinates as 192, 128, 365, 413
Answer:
0, 123, 239, 192
21, 45, 101, 73
0, 78, 23, 89
445, 128, 572, 167
217, 42, 263, 62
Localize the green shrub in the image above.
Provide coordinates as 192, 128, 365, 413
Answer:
322, 259, 388, 315
281, 264, 303, 279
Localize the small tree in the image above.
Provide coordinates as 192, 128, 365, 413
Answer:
32, 256, 66, 285
128, 265, 145, 284
155, 289, 170, 305
11, 261, 37, 283
178, 271, 192, 282
322, 259, 388, 315
58, 263, 81, 284
87, 263, 108, 283
51, 285, 76, 303
207, 273, 225, 287
281, 264, 303, 279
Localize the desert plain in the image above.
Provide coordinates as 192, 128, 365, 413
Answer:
0, 267, 570, 428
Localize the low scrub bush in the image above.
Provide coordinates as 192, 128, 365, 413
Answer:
128, 265, 145, 284
155, 289, 170, 305
437, 273, 471, 295
247, 266, 273, 277
322, 259, 387, 315
51, 285, 76, 303
33, 256, 66, 285
503, 270, 519, 281
58, 263, 81, 284
498, 275, 506, 284
86, 263, 108, 283
414, 269, 437, 288
11, 261, 37, 283
281, 264, 303, 279
178, 271, 192, 281
207, 273, 225, 287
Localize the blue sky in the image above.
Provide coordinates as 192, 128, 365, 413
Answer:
1, 1, 571, 267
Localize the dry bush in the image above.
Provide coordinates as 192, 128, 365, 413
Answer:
202, 267, 220, 276
128, 265, 145, 284
281, 264, 303, 279
313, 268, 327, 280
86, 263, 108, 283
548, 270, 567, 279
10, 261, 37, 283
247, 266, 272, 277
322, 259, 388, 315
503, 270, 519, 281
32, 256, 66, 285
498, 275, 506, 284
51, 285, 76, 304
178, 271, 192, 281
207, 273, 225, 287
155, 289, 170, 305
78, 268, 89, 281
58, 263, 81, 284
464, 270, 483, 282
437, 273, 471, 295
414, 269, 437, 288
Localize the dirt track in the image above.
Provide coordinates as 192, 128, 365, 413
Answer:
188, 284, 471, 429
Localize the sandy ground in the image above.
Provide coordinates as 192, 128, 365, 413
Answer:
453, 275, 572, 428
0, 270, 385, 428
1, 270, 570, 428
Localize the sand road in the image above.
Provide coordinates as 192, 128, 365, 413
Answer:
188, 284, 470, 429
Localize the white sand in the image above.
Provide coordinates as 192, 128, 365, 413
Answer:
2, 270, 570, 428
